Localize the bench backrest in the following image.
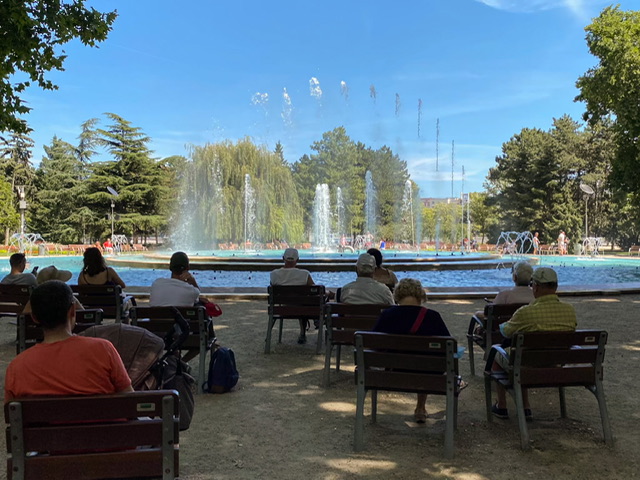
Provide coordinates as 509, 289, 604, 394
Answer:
326, 303, 389, 346
16, 309, 104, 354
5, 390, 179, 480
71, 285, 123, 322
130, 305, 210, 353
509, 330, 607, 388
0, 285, 33, 316
354, 331, 458, 395
268, 285, 326, 318
484, 303, 527, 344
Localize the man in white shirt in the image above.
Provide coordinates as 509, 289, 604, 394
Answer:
270, 248, 318, 344
150, 252, 201, 307
340, 253, 394, 305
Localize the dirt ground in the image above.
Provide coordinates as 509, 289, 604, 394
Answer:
1, 294, 639, 480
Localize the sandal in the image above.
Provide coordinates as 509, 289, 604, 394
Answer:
414, 408, 428, 424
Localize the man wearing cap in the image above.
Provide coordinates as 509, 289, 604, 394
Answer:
1, 253, 37, 286
270, 248, 321, 344
149, 251, 201, 307
340, 253, 395, 305
491, 266, 577, 420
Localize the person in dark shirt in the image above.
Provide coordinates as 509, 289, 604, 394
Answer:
373, 278, 453, 423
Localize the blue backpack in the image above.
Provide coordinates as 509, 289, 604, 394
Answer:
204, 346, 239, 393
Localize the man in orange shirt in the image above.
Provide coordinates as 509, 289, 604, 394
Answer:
4, 281, 133, 402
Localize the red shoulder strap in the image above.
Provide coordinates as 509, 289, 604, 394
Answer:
410, 307, 428, 334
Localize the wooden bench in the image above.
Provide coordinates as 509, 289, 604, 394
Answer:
17, 309, 104, 354
130, 305, 214, 393
322, 302, 388, 387
5, 390, 179, 480
466, 302, 528, 376
266, 285, 326, 354
0, 284, 33, 318
484, 329, 613, 449
71, 285, 125, 323
354, 332, 461, 458
629, 245, 640, 255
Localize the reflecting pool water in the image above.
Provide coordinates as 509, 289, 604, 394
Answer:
2, 254, 640, 288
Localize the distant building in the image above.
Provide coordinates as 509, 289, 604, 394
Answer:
421, 197, 462, 208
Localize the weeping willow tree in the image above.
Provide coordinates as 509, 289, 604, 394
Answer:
171, 138, 304, 248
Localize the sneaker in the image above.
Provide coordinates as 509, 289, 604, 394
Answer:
491, 403, 509, 419
297, 334, 307, 344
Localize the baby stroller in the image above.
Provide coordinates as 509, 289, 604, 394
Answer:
80, 307, 195, 430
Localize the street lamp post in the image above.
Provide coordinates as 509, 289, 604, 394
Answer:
580, 184, 595, 238
107, 187, 119, 242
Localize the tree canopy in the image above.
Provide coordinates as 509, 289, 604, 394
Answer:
0, 1, 117, 133
576, 6, 640, 193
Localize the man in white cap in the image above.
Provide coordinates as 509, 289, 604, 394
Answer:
340, 253, 394, 305
491, 266, 576, 420
270, 248, 325, 344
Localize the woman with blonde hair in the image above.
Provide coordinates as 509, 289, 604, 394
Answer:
372, 278, 453, 423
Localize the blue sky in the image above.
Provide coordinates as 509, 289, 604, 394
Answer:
21, 0, 640, 197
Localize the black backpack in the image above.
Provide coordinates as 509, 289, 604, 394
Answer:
203, 346, 239, 393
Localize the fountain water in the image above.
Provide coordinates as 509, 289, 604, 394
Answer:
244, 173, 257, 251
171, 151, 223, 250
495, 231, 535, 258
400, 180, 416, 246
313, 184, 331, 250
364, 171, 377, 237
335, 187, 345, 238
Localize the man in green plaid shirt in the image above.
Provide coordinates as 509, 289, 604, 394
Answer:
492, 267, 577, 419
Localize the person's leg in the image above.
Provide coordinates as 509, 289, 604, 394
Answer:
297, 319, 307, 344
415, 394, 427, 423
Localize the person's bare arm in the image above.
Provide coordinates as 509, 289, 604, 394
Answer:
108, 267, 126, 289
117, 385, 134, 394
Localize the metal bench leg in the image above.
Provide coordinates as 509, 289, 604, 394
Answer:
322, 342, 333, 388
315, 315, 323, 354
278, 319, 283, 344
371, 390, 378, 423
468, 336, 476, 376
444, 390, 455, 459
558, 387, 567, 418
336, 344, 342, 371
593, 381, 614, 445
264, 315, 276, 354
354, 379, 366, 451
484, 375, 494, 423
514, 385, 530, 450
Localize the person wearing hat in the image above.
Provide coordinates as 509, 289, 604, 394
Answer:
270, 248, 325, 344
491, 266, 577, 420
5, 280, 133, 402
149, 251, 202, 307
22, 265, 84, 314
340, 253, 394, 305
1, 253, 37, 286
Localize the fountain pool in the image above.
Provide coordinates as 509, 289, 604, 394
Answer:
3, 253, 640, 290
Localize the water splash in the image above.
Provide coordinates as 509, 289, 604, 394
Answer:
369, 85, 377, 103
365, 170, 377, 235
281, 88, 293, 127
401, 180, 416, 246
395, 93, 401, 117
417, 98, 423, 138
251, 92, 269, 109
244, 173, 257, 250
313, 184, 331, 250
309, 77, 323, 103
336, 187, 345, 237
340, 81, 349, 103
171, 147, 223, 250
